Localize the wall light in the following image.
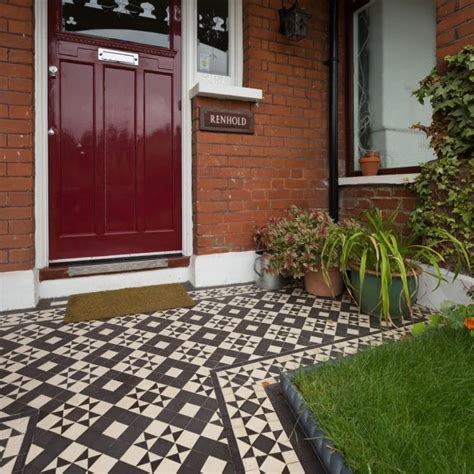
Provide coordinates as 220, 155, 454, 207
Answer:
279, 0, 311, 42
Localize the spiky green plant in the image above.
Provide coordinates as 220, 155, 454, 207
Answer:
321, 209, 470, 320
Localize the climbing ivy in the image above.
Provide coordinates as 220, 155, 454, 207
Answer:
409, 158, 473, 271
412, 45, 474, 160
409, 46, 474, 272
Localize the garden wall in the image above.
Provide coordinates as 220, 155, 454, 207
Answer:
340, 185, 416, 230
0, 0, 35, 273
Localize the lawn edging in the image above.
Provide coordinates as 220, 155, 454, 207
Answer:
280, 369, 352, 474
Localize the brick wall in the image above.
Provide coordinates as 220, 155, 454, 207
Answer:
0, 0, 34, 273
437, 0, 473, 60
340, 185, 417, 232
193, 0, 332, 255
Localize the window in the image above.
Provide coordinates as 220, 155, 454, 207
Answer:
61, 0, 171, 49
186, 0, 243, 88
350, 0, 436, 173
197, 0, 229, 76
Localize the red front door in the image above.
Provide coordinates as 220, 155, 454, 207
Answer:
48, 1, 181, 261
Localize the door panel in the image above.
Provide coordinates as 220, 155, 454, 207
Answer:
103, 66, 137, 234
48, 1, 182, 260
143, 71, 174, 232
59, 61, 96, 237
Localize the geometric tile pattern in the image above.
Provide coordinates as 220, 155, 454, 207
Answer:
213, 325, 415, 473
0, 284, 428, 473
0, 411, 37, 473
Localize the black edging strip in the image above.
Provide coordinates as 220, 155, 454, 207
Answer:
281, 370, 353, 474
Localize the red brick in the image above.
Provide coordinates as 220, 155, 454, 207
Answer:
8, 19, 32, 35
0, 262, 32, 271
7, 192, 33, 206
0, 234, 32, 249
0, 32, 32, 51
0, 206, 32, 220
7, 162, 32, 176
8, 219, 32, 234
0, 177, 32, 191
8, 247, 33, 263
0, 5, 32, 21
8, 49, 32, 64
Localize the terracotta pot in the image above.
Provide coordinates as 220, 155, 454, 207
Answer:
359, 150, 381, 176
304, 267, 343, 297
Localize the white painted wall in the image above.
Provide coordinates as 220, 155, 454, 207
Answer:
355, 0, 436, 169
0, 271, 37, 311
190, 251, 257, 288
417, 265, 474, 311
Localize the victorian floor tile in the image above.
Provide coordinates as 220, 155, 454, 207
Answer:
0, 283, 427, 473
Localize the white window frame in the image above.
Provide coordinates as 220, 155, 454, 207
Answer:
186, 0, 243, 88
350, 0, 436, 174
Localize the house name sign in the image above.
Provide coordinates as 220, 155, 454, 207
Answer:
200, 108, 255, 134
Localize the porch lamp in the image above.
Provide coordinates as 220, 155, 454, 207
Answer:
279, 0, 311, 41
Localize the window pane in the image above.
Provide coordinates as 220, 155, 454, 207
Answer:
62, 0, 170, 49
197, 0, 229, 76
353, 0, 436, 169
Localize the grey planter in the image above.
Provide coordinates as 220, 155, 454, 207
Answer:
280, 370, 353, 474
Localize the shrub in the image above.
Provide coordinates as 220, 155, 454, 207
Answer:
254, 206, 335, 278
409, 46, 474, 272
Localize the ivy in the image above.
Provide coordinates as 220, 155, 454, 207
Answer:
412, 45, 474, 160
409, 46, 474, 272
409, 158, 473, 271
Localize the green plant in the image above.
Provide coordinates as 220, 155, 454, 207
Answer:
322, 209, 469, 320
412, 299, 474, 337
409, 157, 474, 272
254, 206, 336, 278
412, 45, 473, 160
409, 46, 474, 271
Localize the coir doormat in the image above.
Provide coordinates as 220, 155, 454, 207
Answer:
64, 284, 195, 323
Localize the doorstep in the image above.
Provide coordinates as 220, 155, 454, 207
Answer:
39, 255, 190, 281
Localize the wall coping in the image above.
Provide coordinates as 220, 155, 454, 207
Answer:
189, 82, 263, 102
339, 173, 420, 186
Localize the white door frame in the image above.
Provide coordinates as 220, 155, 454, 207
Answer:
34, 0, 194, 269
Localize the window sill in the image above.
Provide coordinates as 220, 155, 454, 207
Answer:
189, 82, 263, 102
338, 173, 419, 186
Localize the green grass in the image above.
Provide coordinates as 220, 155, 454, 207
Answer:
294, 328, 474, 473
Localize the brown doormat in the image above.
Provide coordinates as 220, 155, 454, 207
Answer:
64, 284, 195, 323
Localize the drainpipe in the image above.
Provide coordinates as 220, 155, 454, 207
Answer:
328, 0, 339, 221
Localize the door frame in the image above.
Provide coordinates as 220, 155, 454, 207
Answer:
34, 0, 193, 268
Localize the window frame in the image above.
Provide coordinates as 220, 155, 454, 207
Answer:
187, 0, 243, 88
344, 0, 421, 177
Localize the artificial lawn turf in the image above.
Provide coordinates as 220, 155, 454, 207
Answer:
294, 328, 473, 473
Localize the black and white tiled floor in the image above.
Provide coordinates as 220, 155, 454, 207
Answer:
0, 284, 427, 473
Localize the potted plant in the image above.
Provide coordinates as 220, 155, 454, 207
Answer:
255, 206, 343, 297
359, 150, 381, 176
321, 209, 469, 322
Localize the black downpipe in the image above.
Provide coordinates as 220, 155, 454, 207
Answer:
328, 0, 339, 221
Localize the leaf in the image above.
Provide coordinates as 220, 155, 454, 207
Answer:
412, 322, 427, 336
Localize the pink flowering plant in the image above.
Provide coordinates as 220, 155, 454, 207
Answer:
254, 206, 339, 279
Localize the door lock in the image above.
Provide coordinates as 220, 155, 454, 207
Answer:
48, 65, 58, 77
48, 128, 56, 136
